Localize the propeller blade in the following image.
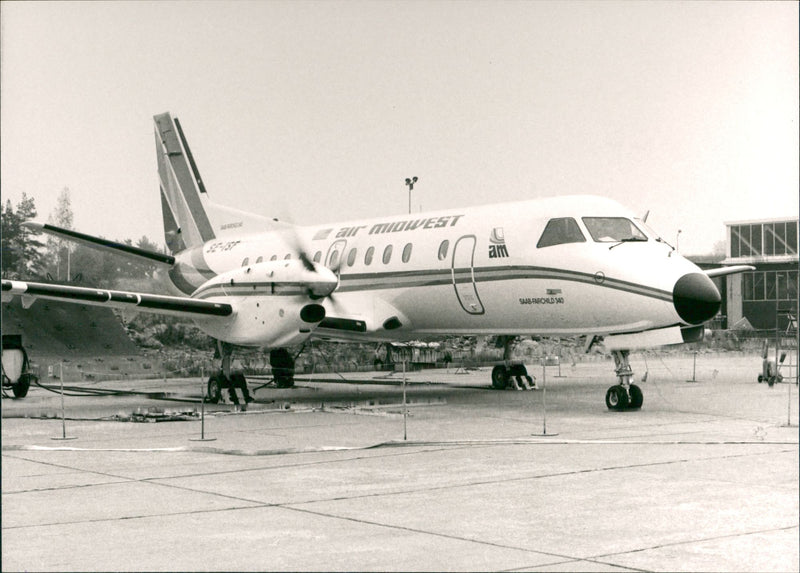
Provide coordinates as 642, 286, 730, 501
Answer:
280, 224, 316, 272
299, 250, 316, 272
277, 220, 343, 304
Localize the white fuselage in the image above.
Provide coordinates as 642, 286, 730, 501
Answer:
168, 195, 701, 347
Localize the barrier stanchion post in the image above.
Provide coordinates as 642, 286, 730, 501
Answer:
402, 360, 408, 441
191, 366, 216, 442
542, 357, 548, 434
555, 346, 565, 378
532, 356, 558, 437
52, 361, 77, 441
686, 351, 699, 383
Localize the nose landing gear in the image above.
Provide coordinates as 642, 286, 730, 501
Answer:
605, 349, 643, 411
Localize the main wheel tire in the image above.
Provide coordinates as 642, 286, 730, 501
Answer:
207, 374, 223, 403
491, 365, 509, 390
605, 385, 629, 411
628, 384, 643, 409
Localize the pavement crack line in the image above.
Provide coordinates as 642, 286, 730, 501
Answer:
502, 524, 800, 573
501, 558, 649, 573
279, 446, 798, 506
3, 443, 795, 499
8, 446, 795, 533
278, 503, 620, 568
3, 448, 797, 570
1, 503, 274, 531
589, 523, 800, 562
1, 446, 455, 494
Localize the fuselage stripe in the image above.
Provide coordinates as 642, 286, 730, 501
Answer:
190, 266, 672, 303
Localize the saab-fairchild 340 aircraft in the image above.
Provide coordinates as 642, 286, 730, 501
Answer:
2, 112, 753, 409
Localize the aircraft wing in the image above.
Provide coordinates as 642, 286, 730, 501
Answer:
21, 221, 175, 267
1, 279, 231, 318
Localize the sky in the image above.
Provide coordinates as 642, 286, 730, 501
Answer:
1, 1, 797, 256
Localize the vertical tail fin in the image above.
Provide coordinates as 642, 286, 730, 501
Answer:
154, 112, 216, 253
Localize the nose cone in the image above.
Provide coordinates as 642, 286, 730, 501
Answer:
673, 273, 721, 325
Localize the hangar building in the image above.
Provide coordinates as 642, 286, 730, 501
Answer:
722, 217, 798, 331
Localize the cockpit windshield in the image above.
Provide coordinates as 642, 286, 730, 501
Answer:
537, 217, 586, 248
582, 217, 647, 243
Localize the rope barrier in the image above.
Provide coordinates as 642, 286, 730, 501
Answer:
3, 436, 796, 456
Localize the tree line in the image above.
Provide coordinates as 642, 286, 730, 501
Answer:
1, 188, 162, 290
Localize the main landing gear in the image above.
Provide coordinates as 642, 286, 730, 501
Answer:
605, 349, 643, 411
491, 364, 535, 390
205, 344, 297, 403
269, 348, 296, 389
205, 341, 254, 405
491, 336, 536, 390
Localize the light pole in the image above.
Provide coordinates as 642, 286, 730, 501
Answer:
404, 177, 418, 214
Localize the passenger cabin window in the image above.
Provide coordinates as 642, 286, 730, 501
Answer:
382, 245, 393, 264
284, 254, 291, 260
438, 240, 449, 260
402, 243, 412, 263
347, 248, 357, 267
365, 246, 375, 265
582, 217, 647, 243
270, 255, 277, 261
537, 218, 586, 248
313, 251, 322, 263
241, 257, 249, 266
256, 256, 263, 264
329, 250, 340, 268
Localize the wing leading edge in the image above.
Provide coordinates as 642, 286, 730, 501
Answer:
21, 222, 176, 267
1, 280, 232, 318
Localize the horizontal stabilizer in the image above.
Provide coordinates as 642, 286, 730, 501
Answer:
22, 221, 175, 267
704, 265, 755, 278
2, 279, 231, 318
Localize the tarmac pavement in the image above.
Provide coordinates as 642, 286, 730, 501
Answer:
2, 352, 798, 571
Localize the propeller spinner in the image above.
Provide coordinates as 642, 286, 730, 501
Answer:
281, 225, 341, 305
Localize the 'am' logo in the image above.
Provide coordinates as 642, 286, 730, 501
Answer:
489, 227, 509, 258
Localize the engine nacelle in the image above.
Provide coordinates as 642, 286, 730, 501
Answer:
190, 260, 335, 347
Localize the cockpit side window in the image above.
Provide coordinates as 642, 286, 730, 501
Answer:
537, 218, 586, 248
582, 217, 647, 243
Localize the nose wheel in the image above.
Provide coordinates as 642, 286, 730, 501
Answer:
605, 385, 628, 410
605, 350, 643, 411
